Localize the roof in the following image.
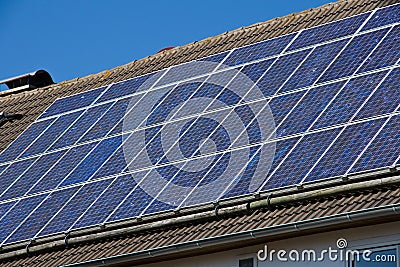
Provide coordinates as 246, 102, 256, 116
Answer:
0, 0, 399, 265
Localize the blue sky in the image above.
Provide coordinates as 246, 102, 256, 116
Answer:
0, 0, 332, 85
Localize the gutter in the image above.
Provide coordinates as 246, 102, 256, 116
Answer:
66, 203, 400, 267
0, 174, 399, 262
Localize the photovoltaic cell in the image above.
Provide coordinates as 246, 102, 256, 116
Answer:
96, 73, 156, 103
240, 59, 275, 84
145, 151, 231, 208
28, 142, 98, 194
350, 115, 400, 173
268, 91, 305, 126
312, 70, 389, 130
281, 39, 348, 92
0, 150, 66, 201
155, 61, 216, 87
256, 49, 311, 97
362, 4, 400, 31
49, 103, 112, 151
39, 87, 106, 119
276, 81, 344, 137
0, 201, 16, 222
221, 33, 296, 67
0, 165, 8, 177
73, 174, 136, 229
21, 110, 83, 157
288, 12, 370, 51
305, 118, 386, 182
38, 179, 112, 236
0, 194, 47, 244
4, 187, 78, 244
198, 51, 229, 63
355, 68, 400, 120
105, 173, 162, 221
222, 137, 300, 199
358, 25, 400, 73
80, 98, 130, 142
262, 127, 343, 190
0, 119, 55, 163
0, 158, 36, 196
59, 135, 122, 187
318, 28, 389, 82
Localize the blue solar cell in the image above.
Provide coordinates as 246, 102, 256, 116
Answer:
350, 115, 400, 173
288, 12, 370, 50
0, 158, 36, 196
174, 70, 239, 114
0, 150, 67, 201
268, 91, 305, 126
104, 174, 160, 220
39, 87, 106, 119
38, 179, 112, 237
256, 49, 311, 97
21, 111, 83, 158
4, 187, 78, 244
221, 33, 296, 67
358, 25, 400, 73
107, 94, 146, 135
0, 201, 16, 222
281, 39, 348, 92
231, 103, 268, 145
156, 60, 217, 87
0, 119, 55, 163
0, 165, 8, 177
355, 68, 400, 120
0, 194, 47, 244
28, 142, 98, 194
222, 137, 300, 200
96, 73, 156, 103
362, 4, 400, 31
198, 51, 229, 64
318, 28, 389, 82
305, 118, 386, 182
60, 136, 123, 187
91, 145, 127, 180
145, 152, 230, 209
312, 71, 388, 130
141, 197, 176, 216
80, 99, 130, 142
146, 81, 206, 125
50, 103, 112, 151
262, 127, 342, 190
277, 81, 344, 137
73, 174, 136, 229
240, 59, 275, 84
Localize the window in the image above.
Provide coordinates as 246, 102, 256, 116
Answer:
239, 258, 254, 267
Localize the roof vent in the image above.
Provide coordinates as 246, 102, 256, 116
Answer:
0, 70, 54, 91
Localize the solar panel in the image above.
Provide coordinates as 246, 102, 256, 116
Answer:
0, 3, 399, 246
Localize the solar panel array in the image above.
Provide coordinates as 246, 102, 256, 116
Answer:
0, 4, 399, 246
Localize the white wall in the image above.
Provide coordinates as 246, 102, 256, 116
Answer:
140, 221, 400, 267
